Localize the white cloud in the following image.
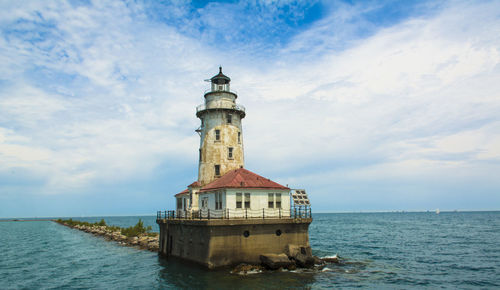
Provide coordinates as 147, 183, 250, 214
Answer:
235, 1, 500, 196
0, 0, 499, 211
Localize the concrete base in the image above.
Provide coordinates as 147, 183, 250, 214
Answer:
156, 218, 312, 269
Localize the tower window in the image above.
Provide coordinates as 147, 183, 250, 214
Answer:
228, 147, 233, 159
227, 114, 232, 124
238, 132, 241, 144
199, 148, 202, 162
215, 129, 220, 141
214, 165, 220, 176
236, 192, 242, 208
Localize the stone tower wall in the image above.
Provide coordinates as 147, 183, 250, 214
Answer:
197, 92, 244, 186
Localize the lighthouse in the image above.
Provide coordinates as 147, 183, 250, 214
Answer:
157, 68, 312, 269
196, 67, 245, 186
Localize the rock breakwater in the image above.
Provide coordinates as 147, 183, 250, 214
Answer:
55, 219, 159, 252
231, 245, 340, 275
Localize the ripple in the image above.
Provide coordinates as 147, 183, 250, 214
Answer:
2, 212, 500, 288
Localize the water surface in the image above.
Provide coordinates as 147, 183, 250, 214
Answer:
1, 212, 499, 289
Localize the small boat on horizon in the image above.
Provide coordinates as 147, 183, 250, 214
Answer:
436, 208, 440, 214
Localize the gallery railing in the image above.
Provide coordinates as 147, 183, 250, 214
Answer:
156, 206, 312, 220
196, 103, 245, 113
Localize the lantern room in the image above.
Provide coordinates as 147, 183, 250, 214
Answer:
210, 66, 231, 92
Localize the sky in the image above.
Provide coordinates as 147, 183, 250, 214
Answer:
0, 0, 499, 217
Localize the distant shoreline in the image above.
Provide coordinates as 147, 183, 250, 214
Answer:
0, 219, 56, 222
1, 210, 499, 220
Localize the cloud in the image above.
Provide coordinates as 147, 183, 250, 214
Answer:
235, 0, 500, 210
0, 0, 499, 215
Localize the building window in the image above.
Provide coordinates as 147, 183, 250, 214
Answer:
238, 132, 241, 144
214, 165, 220, 176
236, 193, 242, 209
244, 193, 250, 209
268, 193, 274, 208
227, 114, 232, 124
215, 129, 220, 141
201, 118, 204, 127
199, 148, 202, 162
276, 193, 282, 209
215, 192, 223, 210
228, 147, 233, 159
176, 198, 182, 210
201, 197, 208, 208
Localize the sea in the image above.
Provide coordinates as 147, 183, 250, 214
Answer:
1, 211, 499, 289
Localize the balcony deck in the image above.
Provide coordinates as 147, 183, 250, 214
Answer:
196, 103, 246, 117
156, 207, 312, 222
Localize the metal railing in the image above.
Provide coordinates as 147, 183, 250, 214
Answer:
156, 206, 312, 220
204, 89, 238, 95
196, 103, 245, 114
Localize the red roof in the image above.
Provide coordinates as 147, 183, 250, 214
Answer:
200, 168, 289, 192
188, 181, 201, 188
174, 188, 189, 197
173, 180, 201, 197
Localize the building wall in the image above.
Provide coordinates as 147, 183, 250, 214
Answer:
198, 190, 226, 210
157, 218, 312, 268
226, 188, 290, 210
189, 188, 200, 210
205, 92, 236, 109
198, 189, 290, 211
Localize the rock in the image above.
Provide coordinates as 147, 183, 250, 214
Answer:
285, 244, 301, 258
294, 253, 315, 268
231, 264, 264, 274
313, 256, 324, 265
285, 244, 312, 258
322, 255, 340, 264
147, 242, 159, 251
260, 253, 293, 270
139, 237, 149, 247
285, 244, 315, 268
300, 246, 312, 257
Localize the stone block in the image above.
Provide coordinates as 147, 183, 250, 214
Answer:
294, 253, 315, 268
260, 253, 293, 270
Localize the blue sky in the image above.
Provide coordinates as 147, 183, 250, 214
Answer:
0, 0, 499, 217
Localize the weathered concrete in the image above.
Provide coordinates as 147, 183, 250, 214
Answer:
259, 253, 293, 270
157, 218, 312, 269
197, 109, 245, 186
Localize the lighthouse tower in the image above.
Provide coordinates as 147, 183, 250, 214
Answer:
196, 67, 245, 186
158, 68, 313, 269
